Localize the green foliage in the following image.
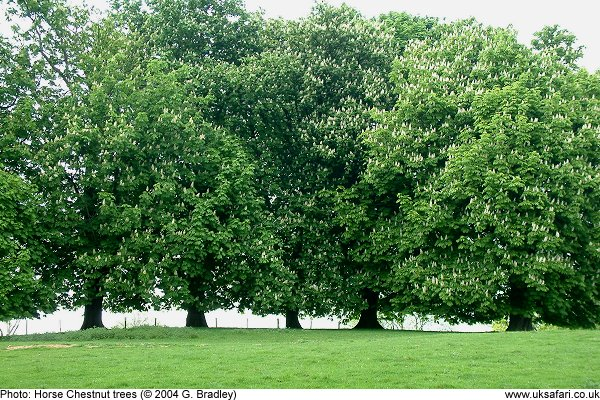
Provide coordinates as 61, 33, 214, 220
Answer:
0, 27, 55, 322
532, 25, 584, 68
0, 171, 53, 321
0, 35, 43, 204
48, 53, 272, 313
3, 0, 278, 320
186, 3, 429, 319
259, 3, 438, 320
6, 0, 93, 94
378, 11, 438, 53
0, 0, 597, 332
361, 20, 600, 328
111, 0, 264, 64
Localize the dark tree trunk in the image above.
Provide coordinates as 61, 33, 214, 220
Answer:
353, 289, 384, 329
507, 314, 534, 331
80, 296, 105, 330
186, 305, 208, 328
285, 309, 303, 329
507, 276, 535, 331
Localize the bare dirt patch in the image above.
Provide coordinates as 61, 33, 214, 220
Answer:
5, 344, 75, 351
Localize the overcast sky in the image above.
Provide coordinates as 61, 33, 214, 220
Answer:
243, 0, 600, 71
1, 0, 599, 71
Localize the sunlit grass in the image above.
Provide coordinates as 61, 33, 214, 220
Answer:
1, 327, 598, 388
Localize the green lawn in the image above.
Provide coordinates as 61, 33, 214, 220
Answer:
1, 327, 598, 388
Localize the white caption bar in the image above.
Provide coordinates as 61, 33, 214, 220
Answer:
0, 389, 599, 400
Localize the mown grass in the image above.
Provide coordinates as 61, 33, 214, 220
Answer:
1, 327, 598, 388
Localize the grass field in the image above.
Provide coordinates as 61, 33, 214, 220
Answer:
1, 327, 598, 388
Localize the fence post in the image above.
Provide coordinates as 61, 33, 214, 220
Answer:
154, 318, 157, 327
246, 318, 249, 329
124, 317, 127, 329
59, 320, 62, 333
215, 318, 218, 328
25, 319, 28, 335
277, 319, 280, 329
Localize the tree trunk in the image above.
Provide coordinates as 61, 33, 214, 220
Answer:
506, 276, 534, 331
353, 289, 384, 329
285, 309, 303, 329
186, 305, 208, 328
507, 314, 534, 331
80, 296, 105, 330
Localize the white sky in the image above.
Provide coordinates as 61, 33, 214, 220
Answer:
242, 0, 600, 71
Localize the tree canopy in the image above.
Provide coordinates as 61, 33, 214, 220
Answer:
0, 0, 597, 331
360, 21, 599, 329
